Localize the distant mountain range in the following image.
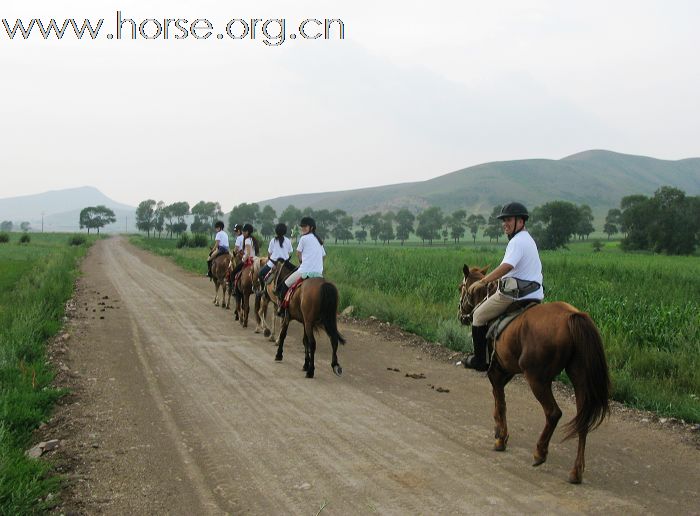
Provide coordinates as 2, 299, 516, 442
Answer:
258, 150, 700, 222
0, 186, 134, 232
1, 150, 698, 232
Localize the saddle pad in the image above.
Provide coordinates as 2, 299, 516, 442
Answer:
486, 301, 540, 342
282, 278, 304, 308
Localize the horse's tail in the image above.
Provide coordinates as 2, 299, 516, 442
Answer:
320, 282, 346, 345
563, 312, 610, 440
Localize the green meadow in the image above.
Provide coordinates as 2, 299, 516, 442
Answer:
0, 233, 93, 514
131, 235, 700, 423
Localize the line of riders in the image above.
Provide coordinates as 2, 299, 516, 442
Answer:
204, 203, 610, 483
206, 202, 542, 371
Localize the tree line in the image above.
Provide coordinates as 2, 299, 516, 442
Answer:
128, 184, 698, 255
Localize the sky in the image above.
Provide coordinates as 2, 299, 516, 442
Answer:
1, 0, 699, 208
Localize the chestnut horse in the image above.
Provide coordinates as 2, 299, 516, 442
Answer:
211, 253, 231, 309
458, 264, 610, 484
232, 257, 263, 328
272, 259, 345, 378
255, 261, 281, 341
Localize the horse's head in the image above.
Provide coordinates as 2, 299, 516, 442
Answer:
458, 264, 490, 325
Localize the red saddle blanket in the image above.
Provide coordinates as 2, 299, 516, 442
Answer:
281, 278, 304, 309
233, 259, 255, 290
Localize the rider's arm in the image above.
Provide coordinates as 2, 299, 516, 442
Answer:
481, 263, 513, 284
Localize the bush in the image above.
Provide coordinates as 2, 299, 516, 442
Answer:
190, 233, 209, 248
0, 232, 9, 243
68, 234, 87, 246
176, 233, 191, 249
436, 318, 471, 353
18, 233, 30, 244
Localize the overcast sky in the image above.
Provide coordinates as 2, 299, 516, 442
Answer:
2, 0, 698, 208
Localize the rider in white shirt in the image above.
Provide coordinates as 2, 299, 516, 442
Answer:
464, 202, 543, 371
259, 223, 293, 285
206, 220, 230, 278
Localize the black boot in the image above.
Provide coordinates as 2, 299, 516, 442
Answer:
464, 325, 489, 371
276, 284, 289, 316
207, 260, 213, 279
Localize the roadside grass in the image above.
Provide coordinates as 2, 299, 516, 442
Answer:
130, 234, 700, 423
0, 233, 94, 514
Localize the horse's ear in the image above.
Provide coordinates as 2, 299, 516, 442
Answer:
463, 264, 469, 276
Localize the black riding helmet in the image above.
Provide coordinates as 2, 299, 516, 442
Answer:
496, 202, 529, 221
299, 216, 316, 229
233, 223, 242, 232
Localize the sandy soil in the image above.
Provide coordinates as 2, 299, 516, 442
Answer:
41, 237, 699, 515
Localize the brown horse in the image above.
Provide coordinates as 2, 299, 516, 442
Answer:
255, 261, 281, 340
211, 253, 231, 308
232, 257, 263, 328
458, 264, 610, 484
273, 260, 345, 378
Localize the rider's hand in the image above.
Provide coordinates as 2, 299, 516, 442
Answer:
467, 280, 485, 295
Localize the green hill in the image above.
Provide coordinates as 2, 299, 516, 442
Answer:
259, 150, 700, 221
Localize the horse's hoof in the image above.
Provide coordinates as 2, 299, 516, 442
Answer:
302, 364, 309, 372
532, 455, 547, 467
494, 440, 507, 452
275, 354, 283, 361
333, 365, 343, 376
305, 370, 315, 379
254, 328, 261, 334
568, 470, 582, 484
263, 329, 271, 337
225, 306, 230, 310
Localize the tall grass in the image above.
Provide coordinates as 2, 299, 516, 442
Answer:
0, 233, 93, 514
130, 236, 700, 423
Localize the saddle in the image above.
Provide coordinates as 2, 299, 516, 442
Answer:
486, 300, 541, 343
281, 278, 304, 309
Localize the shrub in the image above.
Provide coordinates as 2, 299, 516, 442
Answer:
0, 232, 9, 243
190, 233, 209, 248
68, 234, 87, 246
19, 233, 30, 244
176, 233, 191, 249
436, 318, 471, 353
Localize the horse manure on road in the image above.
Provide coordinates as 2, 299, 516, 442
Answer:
405, 373, 426, 379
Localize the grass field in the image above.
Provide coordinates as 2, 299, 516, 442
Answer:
0, 233, 94, 514
130, 235, 700, 424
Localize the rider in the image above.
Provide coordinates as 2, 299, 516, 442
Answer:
259, 223, 293, 285
463, 202, 543, 371
207, 221, 229, 278
276, 216, 325, 315
231, 223, 258, 279
232, 223, 243, 255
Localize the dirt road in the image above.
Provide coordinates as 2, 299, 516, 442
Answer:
47, 237, 698, 515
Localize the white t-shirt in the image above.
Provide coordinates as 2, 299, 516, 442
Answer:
297, 233, 326, 275
267, 236, 293, 267
243, 237, 257, 259
501, 231, 543, 300
215, 230, 229, 249
234, 234, 244, 252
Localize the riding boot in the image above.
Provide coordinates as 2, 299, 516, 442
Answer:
276, 284, 289, 316
207, 260, 213, 279
464, 325, 489, 371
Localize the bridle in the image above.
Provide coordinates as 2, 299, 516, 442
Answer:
458, 271, 493, 325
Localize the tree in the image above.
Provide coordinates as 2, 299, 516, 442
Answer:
483, 205, 502, 243
415, 207, 443, 245
529, 201, 581, 250
448, 210, 467, 243
367, 212, 383, 244
259, 205, 277, 240
79, 205, 116, 234
0, 221, 12, 232
166, 201, 190, 237
395, 209, 415, 245
20, 221, 31, 232
278, 205, 302, 230
378, 212, 395, 244
332, 215, 354, 244
604, 208, 621, 240
354, 229, 367, 243
465, 213, 485, 244
135, 199, 157, 237
228, 202, 260, 229
191, 201, 222, 235
154, 201, 165, 238
574, 204, 594, 240
619, 194, 651, 250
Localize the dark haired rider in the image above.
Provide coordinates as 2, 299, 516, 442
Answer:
463, 202, 543, 371
259, 223, 293, 286
206, 220, 229, 278
276, 216, 325, 315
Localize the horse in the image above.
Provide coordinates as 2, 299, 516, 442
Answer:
458, 264, 610, 484
232, 257, 263, 328
211, 253, 231, 309
272, 259, 345, 379
255, 261, 281, 341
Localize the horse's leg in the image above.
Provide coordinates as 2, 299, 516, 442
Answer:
566, 370, 588, 484
304, 322, 316, 379
242, 291, 249, 327
258, 296, 268, 335
271, 309, 278, 342
213, 280, 220, 305
221, 280, 227, 309
253, 294, 262, 332
488, 365, 513, 451
302, 333, 310, 372
275, 317, 289, 361
329, 329, 342, 377
524, 374, 562, 467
